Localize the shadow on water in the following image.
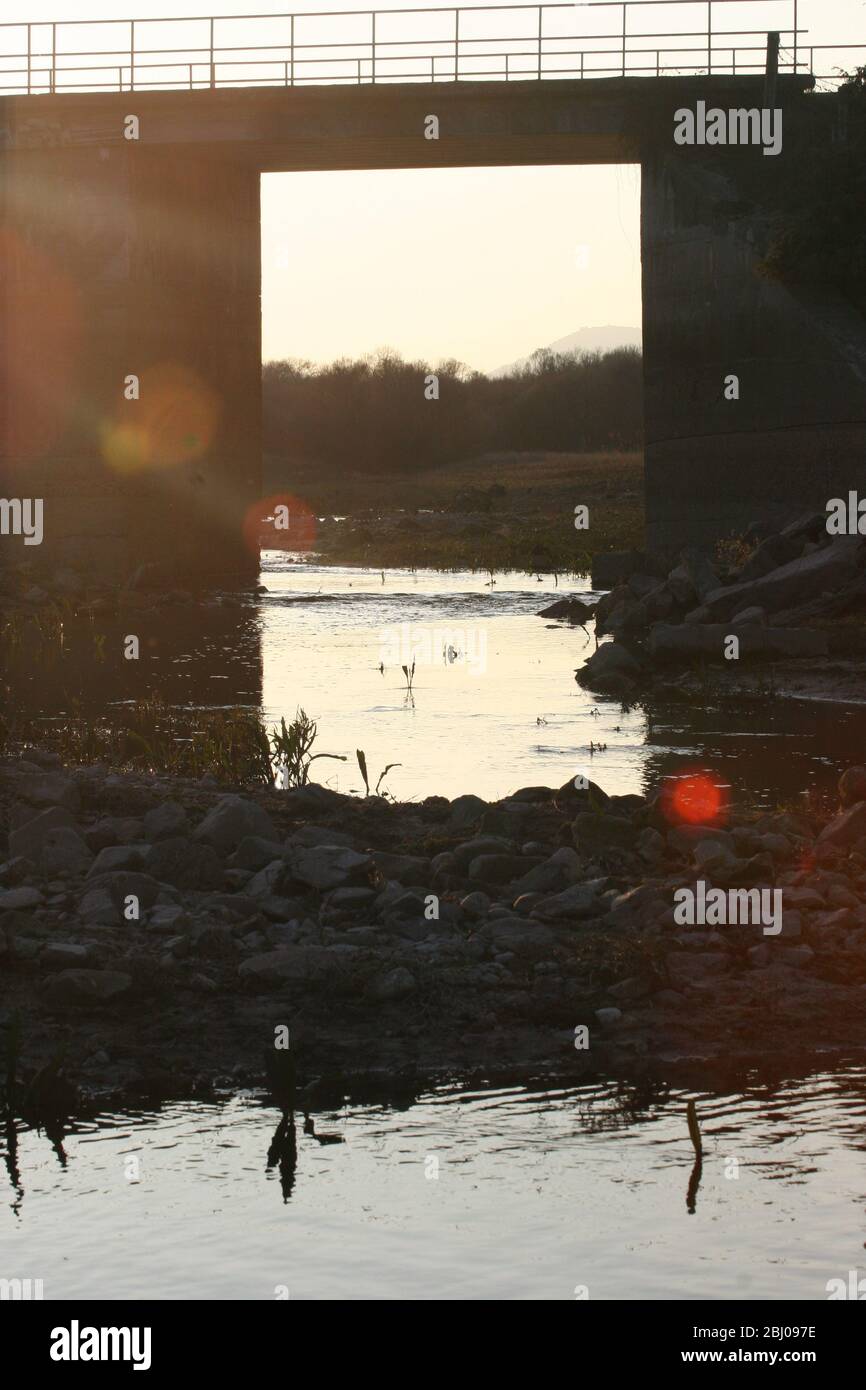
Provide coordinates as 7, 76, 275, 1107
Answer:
1, 1013, 78, 1215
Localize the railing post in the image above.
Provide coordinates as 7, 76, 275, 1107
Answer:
793, 0, 798, 72
505, 53, 509, 80
764, 31, 779, 107
621, 2, 626, 76
290, 14, 294, 85
656, 49, 659, 76
209, 16, 215, 88
130, 19, 135, 91
371, 11, 376, 83
27, 23, 31, 94
50, 22, 55, 93
454, 8, 459, 82
707, 1, 712, 74
537, 5, 542, 80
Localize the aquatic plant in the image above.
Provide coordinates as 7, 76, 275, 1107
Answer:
356, 748, 401, 797
270, 709, 346, 788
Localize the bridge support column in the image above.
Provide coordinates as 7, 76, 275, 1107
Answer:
641, 150, 866, 552
1, 143, 262, 581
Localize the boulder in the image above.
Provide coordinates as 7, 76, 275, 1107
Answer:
41, 943, 89, 968
576, 641, 641, 689
647, 624, 828, 660
538, 597, 596, 622
468, 854, 541, 886
679, 547, 721, 601
141, 836, 224, 891
143, 801, 190, 841
818, 802, 866, 849
371, 851, 432, 884
486, 918, 557, 954
367, 967, 418, 1001
40, 827, 94, 877
735, 532, 803, 583
42, 969, 132, 1007
666, 952, 730, 985
839, 767, 866, 809
730, 606, 767, 626
238, 946, 331, 985
701, 537, 861, 620
0, 886, 44, 911
229, 836, 284, 870
9, 806, 77, 862
573, 813, 638, 854
18, 772, 80, 812
194, 795, 278, 854
448, 795, 488, 831
531, 880, 606, 921
287, 824, 356, 850
667, 824, 734, 856
88, 844, 146, 876
286, 844, 374, 891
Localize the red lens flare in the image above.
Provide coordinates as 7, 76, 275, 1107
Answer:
660, 771, 727, 826
243, 493, 318, 556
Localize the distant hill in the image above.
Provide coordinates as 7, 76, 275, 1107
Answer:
491, 324, 642, 377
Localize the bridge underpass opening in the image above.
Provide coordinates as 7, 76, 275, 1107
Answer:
258, 161, 643, 567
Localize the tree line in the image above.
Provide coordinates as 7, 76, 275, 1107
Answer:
262, 345, 643, 473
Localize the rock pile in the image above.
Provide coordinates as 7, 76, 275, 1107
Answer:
3, 750, 866, 1093
577, 514, 866, 696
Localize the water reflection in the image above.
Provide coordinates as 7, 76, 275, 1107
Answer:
2, 1067, 866, 1297
3, 559, 866, 806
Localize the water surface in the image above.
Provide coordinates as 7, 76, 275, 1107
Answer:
7, 554, 866, 807
3, 1068, 866, 1300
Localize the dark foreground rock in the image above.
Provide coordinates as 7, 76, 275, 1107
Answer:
4, 751, 866, 1104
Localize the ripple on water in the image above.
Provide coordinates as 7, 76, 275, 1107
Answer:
2, 1068, 866, 1300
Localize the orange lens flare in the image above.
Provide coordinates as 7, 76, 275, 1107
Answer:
244, 492, 318, 556
660, 771, 727, 826
102, 363, 219, 474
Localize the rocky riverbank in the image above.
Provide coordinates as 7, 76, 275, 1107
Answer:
571, 512, 866, 703
3, 751, 866, 1110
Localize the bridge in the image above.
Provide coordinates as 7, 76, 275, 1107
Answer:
1, 2, 864, 577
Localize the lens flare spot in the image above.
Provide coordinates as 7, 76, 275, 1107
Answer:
102, 363, 219, 474
661, 771, 727, 826
244, 493, 318, 556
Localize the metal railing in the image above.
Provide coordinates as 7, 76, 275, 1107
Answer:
0, 2, 858, 96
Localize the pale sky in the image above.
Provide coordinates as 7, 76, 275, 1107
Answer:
3, 0, 862, 370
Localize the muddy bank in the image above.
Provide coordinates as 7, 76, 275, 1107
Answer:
3, 751, 866, 1114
